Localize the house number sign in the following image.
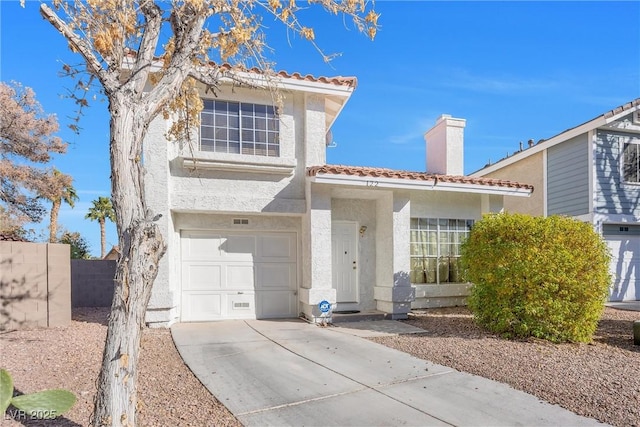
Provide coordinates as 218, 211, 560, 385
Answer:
366, 180, 379, 187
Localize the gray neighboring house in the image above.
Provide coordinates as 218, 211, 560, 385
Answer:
472, 99, 640, 302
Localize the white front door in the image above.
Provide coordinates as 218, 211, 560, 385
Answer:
332, 221, 358, 303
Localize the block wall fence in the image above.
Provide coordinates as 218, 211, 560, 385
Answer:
0, 241, 71, 331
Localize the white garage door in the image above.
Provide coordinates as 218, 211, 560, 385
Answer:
181, 230, 298, 321
603, 224, 639, 302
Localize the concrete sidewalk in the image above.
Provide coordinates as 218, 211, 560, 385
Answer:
172, 319, 605, 426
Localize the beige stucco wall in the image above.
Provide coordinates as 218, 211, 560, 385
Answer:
482, 151, 544, 216
0, 242, 71, 331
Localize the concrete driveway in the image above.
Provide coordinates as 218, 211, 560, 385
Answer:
172, 319, 604, 426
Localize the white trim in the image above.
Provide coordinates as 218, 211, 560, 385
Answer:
221, 70, 355, 98
181, 156, 295, 175
620, 137, 640, 185
308, 173, 532, 197
122, 55, 355, 98
588, 130, 595, 216
542, 149, 548, 216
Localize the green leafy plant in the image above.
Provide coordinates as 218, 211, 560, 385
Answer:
460, 213, 611, 343
1, 369, 76, 419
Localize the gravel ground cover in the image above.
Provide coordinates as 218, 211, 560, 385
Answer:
0, 308, 240, 427
371, 306, 640, 427
1, 307, 638, 426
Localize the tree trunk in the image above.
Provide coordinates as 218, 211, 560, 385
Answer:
99, 218, 106, 259
92, 95, 166, 427
49, 199, 60, 243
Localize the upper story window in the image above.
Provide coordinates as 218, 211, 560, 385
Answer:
200, 99, 280, 157
623, 142, 639, 183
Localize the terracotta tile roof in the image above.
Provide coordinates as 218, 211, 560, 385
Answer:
0, 231, 26, 242
216, 63, 357, 88
307, 165, 534, 191
124, 49, 358, 89
603, 98, 640, 119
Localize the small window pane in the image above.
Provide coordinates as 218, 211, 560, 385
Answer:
229, 142, 240, 154
215, 114, 227, 127
255, 131, 266, 143
242, 129, 254, 142
201, 113, 214, 126
201, 140, 214, 151
228, 129, 240, 142
228, 102, 240, 114
201, 127, 214, 139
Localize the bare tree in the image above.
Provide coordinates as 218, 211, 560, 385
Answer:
0, 81, 66, 232
38, 1, 379, 425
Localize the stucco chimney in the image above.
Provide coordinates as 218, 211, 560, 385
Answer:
424, 115, 466, 176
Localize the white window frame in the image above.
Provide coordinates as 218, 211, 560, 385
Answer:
410, 218, 474, 285
200, 99, 280, 157
622, 140, 640, 185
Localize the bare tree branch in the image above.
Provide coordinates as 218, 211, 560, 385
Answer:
40, 3, 118, 94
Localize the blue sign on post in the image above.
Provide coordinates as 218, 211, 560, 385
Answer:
318, 300, 331, 313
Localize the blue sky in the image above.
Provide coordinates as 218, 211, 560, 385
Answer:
1, 1, 639, 257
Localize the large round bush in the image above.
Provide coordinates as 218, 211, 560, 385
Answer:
460, 213, 610, 343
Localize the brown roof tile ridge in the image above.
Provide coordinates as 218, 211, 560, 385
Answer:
602, 97, 639, 119
0, 231, 26, 242
215, 64, 357, 88
123, 50, 356, 88
307, 165, 533, 190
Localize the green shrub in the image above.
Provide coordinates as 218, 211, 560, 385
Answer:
460, 213, 610, 343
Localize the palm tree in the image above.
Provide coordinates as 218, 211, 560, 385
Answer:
86, 196, 115, 258
39, 169, 78, 243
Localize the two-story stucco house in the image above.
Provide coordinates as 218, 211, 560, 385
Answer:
143, 69, 533, 327
472, 99, 640, 302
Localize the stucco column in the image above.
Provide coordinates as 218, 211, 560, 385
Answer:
143, 116, 177, 326
300, 183, 335, 321
374, 192, 414, 319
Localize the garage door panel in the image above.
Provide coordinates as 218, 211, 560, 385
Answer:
257, 291, 296, 318
182, 292, 223, 321
256, 263, 295, 290
182, 234, 223, 260
258, 234, 296, 261
183, 264, 222, 291
224, 235, 256, 258
226, 264, 255, 290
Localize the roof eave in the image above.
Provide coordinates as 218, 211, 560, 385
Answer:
308, 173, 532, 197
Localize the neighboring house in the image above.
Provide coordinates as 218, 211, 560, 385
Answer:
472, 99, 640, 302
103, 246, 119, 260
143, 69, 533, 327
